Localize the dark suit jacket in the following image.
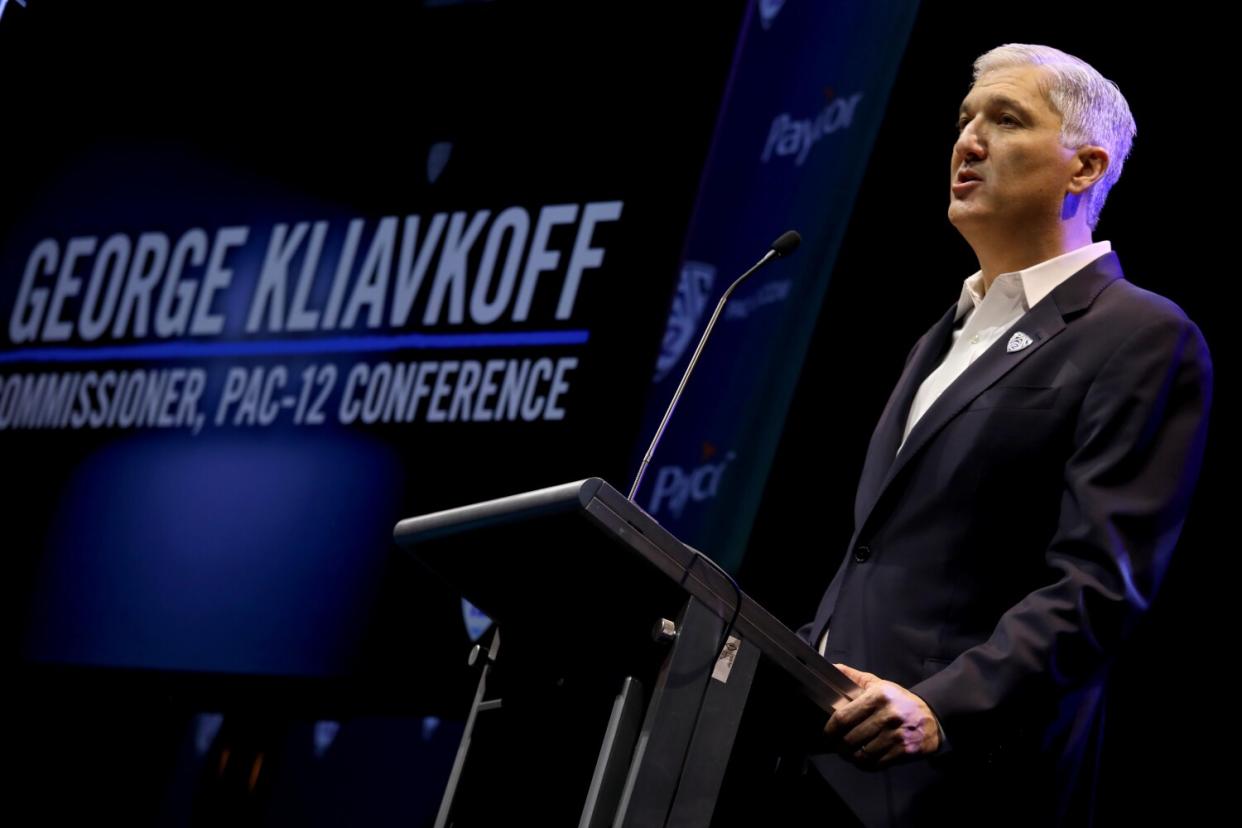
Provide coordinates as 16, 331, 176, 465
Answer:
798, 252, 1213, 826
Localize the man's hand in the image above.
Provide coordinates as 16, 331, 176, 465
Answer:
823, 663, 941, 769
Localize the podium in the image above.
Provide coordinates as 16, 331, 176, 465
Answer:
393, 477, 858, 827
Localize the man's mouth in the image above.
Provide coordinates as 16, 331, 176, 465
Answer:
952, 169, 982, 196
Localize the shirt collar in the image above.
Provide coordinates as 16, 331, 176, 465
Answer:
954, 240, 1112, 322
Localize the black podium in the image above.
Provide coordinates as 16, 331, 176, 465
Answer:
393, 477, 859, 827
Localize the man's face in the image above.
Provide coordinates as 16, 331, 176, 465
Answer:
948, 65, 1080, 235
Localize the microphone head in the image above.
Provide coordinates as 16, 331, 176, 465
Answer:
771, 230, 801, 257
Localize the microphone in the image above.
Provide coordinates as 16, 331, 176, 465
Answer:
770, 230, 801, 258
628, 231, 802, 502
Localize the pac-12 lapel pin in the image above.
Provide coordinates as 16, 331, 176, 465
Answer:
1007, 331, 1034, 352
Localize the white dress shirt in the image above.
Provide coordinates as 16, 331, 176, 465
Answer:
899, 240, 1113, 451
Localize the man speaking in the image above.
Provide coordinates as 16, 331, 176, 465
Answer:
798, 43, 1213, 825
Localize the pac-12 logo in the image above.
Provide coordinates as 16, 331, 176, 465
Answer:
649, 444, 736, 518
427, 142, 452, 184
758, 0, 785, 30
0, 1, 29, 25
654, 261, 715, 383
461, 598, 492, 642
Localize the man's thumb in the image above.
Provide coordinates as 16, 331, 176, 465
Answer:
834, 662, 872, 687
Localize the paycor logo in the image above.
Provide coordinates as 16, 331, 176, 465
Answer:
761, 90, 865, 166
649, 445, 736, 519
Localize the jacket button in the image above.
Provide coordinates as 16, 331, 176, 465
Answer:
853, 545, 871, 563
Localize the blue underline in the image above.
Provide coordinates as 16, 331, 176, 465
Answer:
0, 330, 591, 365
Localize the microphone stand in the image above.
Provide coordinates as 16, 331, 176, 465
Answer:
628, 231, 800, 503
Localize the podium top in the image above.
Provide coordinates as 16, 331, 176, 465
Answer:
393, 477, 858, 714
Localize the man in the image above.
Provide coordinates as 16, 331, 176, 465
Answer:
797, 44, 1213, 825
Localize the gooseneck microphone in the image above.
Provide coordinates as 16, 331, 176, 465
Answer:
627, 230, 801, 502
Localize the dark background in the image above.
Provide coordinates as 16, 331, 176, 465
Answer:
2, 0, 1229, 823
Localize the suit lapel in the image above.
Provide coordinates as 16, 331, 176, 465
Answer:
852, 252, 1125, 540
853, 302, 957, 527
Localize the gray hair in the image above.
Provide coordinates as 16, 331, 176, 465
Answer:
973, 44, 1136, 231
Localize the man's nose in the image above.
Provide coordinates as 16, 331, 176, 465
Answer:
954, 118, 986, 160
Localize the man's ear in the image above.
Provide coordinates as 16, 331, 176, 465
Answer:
1068, 144, 1110, 194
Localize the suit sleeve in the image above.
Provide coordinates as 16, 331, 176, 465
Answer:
909, 314, 1213, 752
